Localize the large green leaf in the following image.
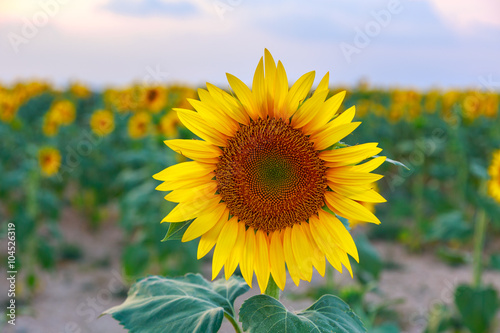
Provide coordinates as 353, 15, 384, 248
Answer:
454, 284, 499, 333
239, 294, 366, 333
104, 273, 249, 333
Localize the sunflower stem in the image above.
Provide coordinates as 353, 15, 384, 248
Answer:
264, 275, 280, 300
224, 313, 242, 333
473, 181, 489, 288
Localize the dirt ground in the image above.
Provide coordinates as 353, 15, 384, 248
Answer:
2, 208, 500, 333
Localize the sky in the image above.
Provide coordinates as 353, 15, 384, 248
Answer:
1, 0, 500, 91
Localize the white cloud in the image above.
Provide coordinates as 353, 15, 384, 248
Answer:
424, 0, 500, 31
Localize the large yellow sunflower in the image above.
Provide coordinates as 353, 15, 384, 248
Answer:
153, 50, 385, 292
488, 150, 500, 203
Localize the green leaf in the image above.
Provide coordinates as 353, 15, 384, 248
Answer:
122, 244, 150, 278
454, 284, 499, 333
104, 273, 249, 333
239, 294, 366, 333
162, 220, 193, 241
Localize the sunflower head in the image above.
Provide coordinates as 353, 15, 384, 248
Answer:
90, 109, 115, 136
158, 111, 180, 139
128, 111, 152, 139
49, 100, 76, 125
154, 50, 385, 292
141, 86, 168, 113
488, 150, 500, 203
39, 147, 62, 176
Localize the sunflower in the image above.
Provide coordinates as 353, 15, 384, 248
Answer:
90, 109, 115, 136
49, 100, 76, 125
158, 111, 180, 138
128, 111, 152, 139
153, 50, 385, 292
141, 86, 168, 113
488, 150, 500, 203
39, 147, 62, 176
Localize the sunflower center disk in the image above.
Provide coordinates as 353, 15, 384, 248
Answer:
215, 118, 327, 232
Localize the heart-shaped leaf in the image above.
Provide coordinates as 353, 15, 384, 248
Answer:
104, 273, 250, 333
239, 294, 366, 333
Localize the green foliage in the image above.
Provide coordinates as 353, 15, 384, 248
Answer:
454, 284, 499, 333
239, 294, 367, 333
104, 274, 249, 333
353, 235, 383, 284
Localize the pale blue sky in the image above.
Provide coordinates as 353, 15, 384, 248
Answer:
1, 0, 499, 90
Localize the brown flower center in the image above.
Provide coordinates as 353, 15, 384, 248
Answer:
215, 118, 327, 232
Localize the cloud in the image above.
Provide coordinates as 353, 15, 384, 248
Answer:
424, 0, 500, 31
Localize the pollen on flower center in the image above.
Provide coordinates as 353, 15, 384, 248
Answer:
215, 118, 328, 232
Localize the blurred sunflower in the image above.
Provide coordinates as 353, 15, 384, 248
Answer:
128, 111, 152, 139
141, 86, 167, 113
154, 50, 385, 292
488, 150, 500, 203
0, 92, 19, 123
42, 112, 59, 137
49, 100, 76, 125
70, 82, 91, 99
158, 111, 180, 138
39, 147, 62, 176
90, 109, 115, 136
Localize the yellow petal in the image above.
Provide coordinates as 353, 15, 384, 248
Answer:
212, 216, 239, 280
197, 208, 230, 259
188, 95, 238, 137
283, 226, 301, 286
176, 109, 228, 146
155, 173, 214, 192
351, 156, 386, 173
328, 182, 386, 203
317, 209, 359, 262
254, 230, 270, 293
165, 181, 217, 203
153, 161, 214, 182
303, 90, 346, 134
325, 191, 381, 224
285, 71, 315, 116
313, 72, 330, 96
273, 61, 289, 119
326, 169, 383, 185
225, 221, 246, 279
227, 73, 259, 120
252, 57, 267, 118
291, 223, 313, 282
162, 196, 220, 223
165, 139, 222, 163
312, 122, 361, 151
301, 223, 326, 277
181, 203, 228, 242
319, 143, 381, 167
269, 230, 287, 290
309, 215, 343, 273
206, 82, 250, 125
291, 89, 329, 129
240, 227, 256, 288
